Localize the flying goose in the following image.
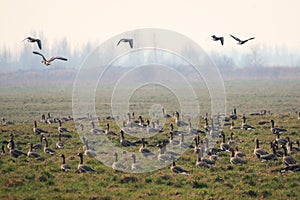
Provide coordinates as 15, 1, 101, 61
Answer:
58, 120, 70, 134
56, 133, 64, 149
230, 34, 255, 45
23, 37, 42, 49
171, 161, 189, 175
43, 137, 55, 155
270, 119, 287, 134
131, 154, 142, 171
112, 152, 126, 170
117, 38, 133, 48
33, 51, 68, 66
27, 143, 40, 158
219, 132, 230, 151
253, 138, 269, 158
282, 145, 298, 166
60, 154, 72, 171
230, 148, 247, 165
211, 35, 224, 45
77, 152, 96, 173
139, 138, 154, 157
33, 120, 49, 135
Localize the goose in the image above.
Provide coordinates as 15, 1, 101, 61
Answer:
282, 145, 298, 166
203, 137, 222, 155
187, 119, 205, 134
270, 119, 287, 134
117, 38, 133, 48
208, 149, 219, 162
112, 152, 126, 170
275, 133, 288, 146
229, 34, 255, 45
46, 112, 54, 124
22, 36, 42, 49
157, 143, 174, 162
131, 154, 142, 171
174, 111, 188, 127
272, 141, 284, 157
288, 141, 300, 154
230, 120, 240, 130
120, 130, 135, 147
241, 116, 255, 130
169, 132, 180, 145
77, 152, 96, 173
32, 135, 43, 151
179, 134, 191, 148
7, 140, 26, 158
229, 108, 238, 120
230, 148, 247, 165
84, 140, 96, 157
228, 132, 236, 146
27, 143, 40, 158
60, 154, 72, 171
33, 120, 49, 135
90, 121, 104, 134
105, 124, 117, 135
211, 35, 224, 45
193, 136, 200, 154
162, 108, 171, 118
58, 120, 70, 134
235, 146, 246, 158
195, 153, 210, 168
281, 164, 300, 173
56, 133, 64, 149
253, 138, 269, 158
259, 145, 277, 162
7, 133, 14, 150
199, 146, 216, 166
139, 138, 154, 156
43, 137, 55, 155
33, 51, 68, 66
219, 132, 230, 151
171, 161, 189, 175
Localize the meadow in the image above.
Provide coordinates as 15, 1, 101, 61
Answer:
0, 79, 300, 199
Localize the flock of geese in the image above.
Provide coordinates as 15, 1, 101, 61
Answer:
1, 109, 300, 174
22, 32, 253, 67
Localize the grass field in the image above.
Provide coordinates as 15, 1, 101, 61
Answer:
0, 79, 300, 199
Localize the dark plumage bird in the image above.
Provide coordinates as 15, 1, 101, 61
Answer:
23, 37, 42, 49
117, 38, 133, 48
230, 34, 255, 45
32, 51, 68, 66
211, 35, 224, 45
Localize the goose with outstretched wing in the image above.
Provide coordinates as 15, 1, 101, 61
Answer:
33, 51, 68, 66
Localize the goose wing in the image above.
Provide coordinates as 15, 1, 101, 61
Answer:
246, 37, 255, 42
48, 56, 68, 62
220, 37, 224, 45
117, 38, 126, 46
128, 39, 133, 48
33, 51, 47, 61
230, 34, 242, 42
36, 39, 42, 50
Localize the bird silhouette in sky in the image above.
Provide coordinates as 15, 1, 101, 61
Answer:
23, 37, 42, 50
117, 38, 133, 48
32, 51, 68, 66
211, 35, 224, 45
230, 34, 255, 45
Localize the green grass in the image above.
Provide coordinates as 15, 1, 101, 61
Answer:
0, 80, 300, 199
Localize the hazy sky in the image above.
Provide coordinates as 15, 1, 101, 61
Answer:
1, 0, 300, 53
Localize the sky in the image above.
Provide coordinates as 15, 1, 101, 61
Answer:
1, 0, 300, 54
